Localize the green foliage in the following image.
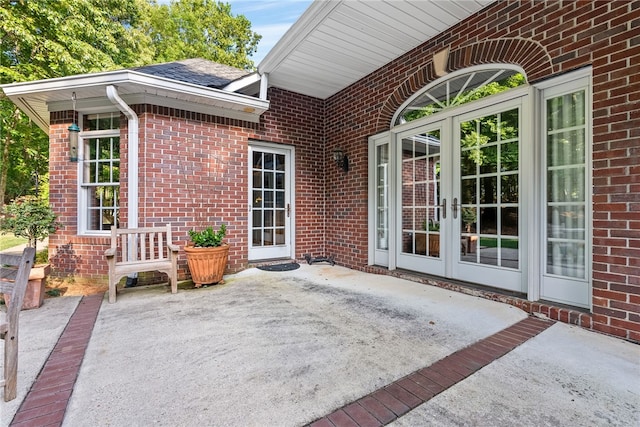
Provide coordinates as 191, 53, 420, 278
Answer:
0, 195, 59, 251
46, 288, 62, 297
188, 223, 227, 247
35, 247, 49, 263
0, 0, 155, 204
0, 0, 154, 82
1, 0, 262, 204
142, 0, 261, 69
402, 73, 525, 123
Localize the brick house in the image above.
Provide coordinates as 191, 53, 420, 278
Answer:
2, 0, 638, 341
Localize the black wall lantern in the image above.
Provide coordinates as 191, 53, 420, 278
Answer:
333, 149, 349, 172
68, 92, 79, 162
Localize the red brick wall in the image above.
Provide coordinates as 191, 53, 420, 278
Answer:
323, 0, 639, 340
49, 112, 111, 278
48, 89, 325, 282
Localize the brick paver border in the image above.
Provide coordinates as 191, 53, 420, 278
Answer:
307, 316, 553, 427
10, 294, 103, 427
8, 294, 552, 427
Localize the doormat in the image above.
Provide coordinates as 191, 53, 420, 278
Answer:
257, 263, 300, 272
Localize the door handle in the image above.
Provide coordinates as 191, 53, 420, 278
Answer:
452, 197, 459, 219
287, 203, 290, 217
439, 198, 446, 219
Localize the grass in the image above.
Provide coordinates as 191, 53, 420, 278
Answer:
479, 237, 519, 249
0, 235, 27, 251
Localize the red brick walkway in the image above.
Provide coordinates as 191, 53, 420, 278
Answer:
306, 316, 553, 427
10, 294, 103, 427
9, 294, 551, 427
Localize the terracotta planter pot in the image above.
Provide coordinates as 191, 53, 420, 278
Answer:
3, 264, 50, 310
184, 244, 229, 287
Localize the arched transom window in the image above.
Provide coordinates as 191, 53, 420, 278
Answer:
394, 67, 526, 125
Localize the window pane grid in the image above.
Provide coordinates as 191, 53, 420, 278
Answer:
401, 131, 441, 257
460, 109, 519, 269
252, 152, 286, 247
82, 132, 120, 231
545, 90, 587, 279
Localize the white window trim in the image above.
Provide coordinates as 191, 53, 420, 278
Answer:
534, 67, 593, 309
77, 118, 121, 236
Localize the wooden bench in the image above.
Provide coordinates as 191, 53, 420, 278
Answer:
105, 225, 179, 303
1, 247, 36, 401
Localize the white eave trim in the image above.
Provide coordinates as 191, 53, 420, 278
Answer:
222, 72, 261, 94
1, 69, 270, 129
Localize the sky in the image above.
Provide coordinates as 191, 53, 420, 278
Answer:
228, 1, 314, 64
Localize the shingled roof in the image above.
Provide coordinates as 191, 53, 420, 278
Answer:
133, 58, 250, 89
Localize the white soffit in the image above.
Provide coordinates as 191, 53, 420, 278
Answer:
259, 0, 494, 100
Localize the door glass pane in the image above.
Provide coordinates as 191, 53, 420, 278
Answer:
546, 90, 586, 278
251, 149, 288, 249
376, 144, 389, 250
264, 153, 273, 169
264, 172, 274, 189
275, 228, 285, 245
401, 130, 441, 257
460, 109, 519, 268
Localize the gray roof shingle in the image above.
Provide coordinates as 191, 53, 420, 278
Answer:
133, 58, 250, 89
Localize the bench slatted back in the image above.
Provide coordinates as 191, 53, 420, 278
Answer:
111, 225, 173, 264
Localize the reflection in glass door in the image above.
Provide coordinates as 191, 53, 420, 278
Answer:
396, 127, 445, 275
458, 109, 519, 268
454, 103, 523, 291
248, 145, 292, 260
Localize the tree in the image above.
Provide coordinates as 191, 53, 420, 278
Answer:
0, 0, 155, 204
1, 0, 262, 205
0, 195, 59, 252
142, 0, 261, 69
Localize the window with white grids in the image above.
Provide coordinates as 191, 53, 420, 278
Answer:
80, 113, 120, 233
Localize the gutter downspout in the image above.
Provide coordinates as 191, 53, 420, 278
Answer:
106, 85, 138, 229
260, 73, 268, 100
106, 86, 139, 286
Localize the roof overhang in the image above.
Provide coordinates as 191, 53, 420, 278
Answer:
1, 70, 270, 132
259, 0, 494, 100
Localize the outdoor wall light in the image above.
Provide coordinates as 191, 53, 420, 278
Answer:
333, 149, 349, 172
68, 92, 79, 162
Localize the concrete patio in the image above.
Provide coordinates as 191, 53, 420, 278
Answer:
2, 264, 639, 426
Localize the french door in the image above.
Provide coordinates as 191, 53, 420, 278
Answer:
394, 96, 528, 292
248, 144, 293, 260
452, 98, 526, 291
371, 69, 591, 308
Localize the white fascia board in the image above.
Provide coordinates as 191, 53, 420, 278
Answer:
1, 70, 269, 129
1, 70, 267, 109
258, 0, 341, 75
222, 72, 261, 93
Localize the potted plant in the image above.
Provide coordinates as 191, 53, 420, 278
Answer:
0, 196, 59, 309
184, 224, 229, 287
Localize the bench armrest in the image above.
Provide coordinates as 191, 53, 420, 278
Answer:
167, 243, 179, 253
105, 248, 116, 258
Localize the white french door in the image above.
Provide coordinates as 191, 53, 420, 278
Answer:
393, 95, 528, 293
248, 144, 293, 260
370, 68, 591, 308
395, 122, 447, 277
452, 98, 527, 291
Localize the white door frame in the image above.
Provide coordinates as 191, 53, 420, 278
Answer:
248, 142, 295, 261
